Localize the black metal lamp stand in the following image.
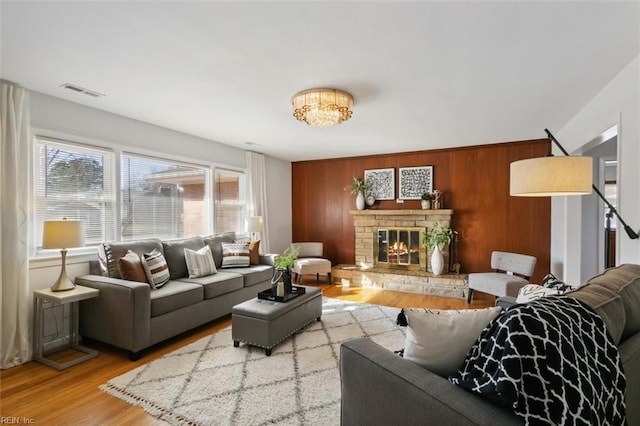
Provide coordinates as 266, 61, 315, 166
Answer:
544, 128, 639, 267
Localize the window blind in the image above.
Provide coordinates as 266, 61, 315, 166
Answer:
121, 153, 209, 240
34, 137, 116, 249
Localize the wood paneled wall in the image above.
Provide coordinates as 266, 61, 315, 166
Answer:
292, 139, 551, 283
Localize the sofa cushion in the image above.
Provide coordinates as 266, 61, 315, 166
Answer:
572, 263, 640, 342
142, 249, 171, 289
117, 250, 148, 283
184, 245, 217, 278
541, 273, 574, 291
221, 242, 251, 268
223, 265, 273, 287
149, 280, 204, 317
177, 271, 244, 299
203, 232, 236, 269
162, 236, 205, 280
98, 238, 163, 278
515, 284, 567, 304
568, 284, 624, 345
403, 307, 502, 377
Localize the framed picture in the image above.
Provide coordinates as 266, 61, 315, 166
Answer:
398, 166, 433, 200
364, 168, 395, 200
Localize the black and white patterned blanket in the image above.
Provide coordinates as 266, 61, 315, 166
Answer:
450, 296, 626, 425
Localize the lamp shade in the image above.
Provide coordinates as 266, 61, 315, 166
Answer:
510, 156, 593, 197
247, 216, 264, 233
42, 219, 85, 249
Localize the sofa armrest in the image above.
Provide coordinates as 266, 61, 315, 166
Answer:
340, 338, 520, 426
76, 274, 151, 354
260, 253, 277, 267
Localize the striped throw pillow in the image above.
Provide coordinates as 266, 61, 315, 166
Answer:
221, 242, 250, 268
142, 249, 170, 289
184, 245, 217, 278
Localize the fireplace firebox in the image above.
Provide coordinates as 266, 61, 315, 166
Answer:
374, 227, 426, 271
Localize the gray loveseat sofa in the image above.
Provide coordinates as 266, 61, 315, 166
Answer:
76, 232, 273, 360
340, 264, 640, 425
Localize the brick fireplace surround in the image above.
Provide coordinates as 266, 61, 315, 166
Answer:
341, 209, 468, 299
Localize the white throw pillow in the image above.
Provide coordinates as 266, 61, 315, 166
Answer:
220, 242, 251, 268
403, 307, 501, 377
141, 249, 170, 289
184, 245, 217, 278
516, 283, 564, 304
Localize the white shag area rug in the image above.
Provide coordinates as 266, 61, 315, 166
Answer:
100, 297, 406, 425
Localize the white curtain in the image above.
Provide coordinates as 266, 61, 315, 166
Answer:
0, 80, 31, 368
246, 151, 270, 253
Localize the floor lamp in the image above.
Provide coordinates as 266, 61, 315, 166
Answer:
510, 129, 638, 268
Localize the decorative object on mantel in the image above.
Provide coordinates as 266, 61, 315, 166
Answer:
364, 168, 395, 200
423, 222, 455, 276
344, 175, 372, 210
420, 192, 431, 210
272, 247, 299, 294
399, 166, 433, 200
365, 193, 376, 207
432, 189, 443, 209
291, 88, 353, 127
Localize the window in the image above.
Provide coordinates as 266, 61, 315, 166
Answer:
33, 135, 245, 255
34, 137, 116, 249
121, 153, 210, 240
215, 169, 246, 234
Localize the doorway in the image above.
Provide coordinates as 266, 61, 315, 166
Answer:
580, 126, 618, 282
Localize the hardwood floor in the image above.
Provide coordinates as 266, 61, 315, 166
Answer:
0, 282, 494, 425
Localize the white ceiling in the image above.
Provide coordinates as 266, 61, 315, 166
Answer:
1, 1, 638, 162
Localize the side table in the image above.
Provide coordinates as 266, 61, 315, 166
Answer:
33, 285, 99, 370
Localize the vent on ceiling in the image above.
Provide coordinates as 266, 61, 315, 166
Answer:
60, 83, 105, 98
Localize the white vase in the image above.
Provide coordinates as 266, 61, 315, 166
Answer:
431, 245, 444, 276
421, 200, 431, 210
356, 191, 365, 210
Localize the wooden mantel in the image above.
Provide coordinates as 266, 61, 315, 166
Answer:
349, 209, 453, 216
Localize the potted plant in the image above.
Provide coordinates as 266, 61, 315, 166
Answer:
420, 192, 431, 210
344, 176, 372, 210
272, 247, 299, 293
422, 223, 456, 276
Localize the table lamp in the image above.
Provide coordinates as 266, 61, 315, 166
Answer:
247, 216, 263, 240
42, 218, 85, 291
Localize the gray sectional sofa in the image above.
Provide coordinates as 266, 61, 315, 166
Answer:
76, 232, 273, 360
340, 264, 640, 425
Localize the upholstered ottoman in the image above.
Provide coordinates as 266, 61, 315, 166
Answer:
293, 258, 332, 283
231, 285, 322, 355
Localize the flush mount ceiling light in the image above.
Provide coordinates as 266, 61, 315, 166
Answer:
292, 88, 353, 128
